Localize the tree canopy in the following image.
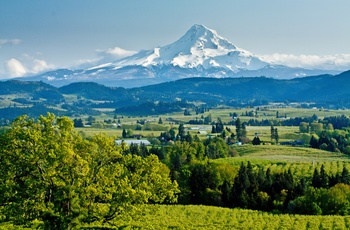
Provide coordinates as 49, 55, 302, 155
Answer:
0, 113, 179, 229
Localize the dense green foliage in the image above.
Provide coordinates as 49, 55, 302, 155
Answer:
0, 114, 178, 229
0, 81, 62, 101
59, 82, 131, 101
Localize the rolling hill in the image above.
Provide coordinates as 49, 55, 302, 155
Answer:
1, 69, 350, 119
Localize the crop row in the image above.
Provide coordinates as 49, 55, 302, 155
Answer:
86, 204, 350, 229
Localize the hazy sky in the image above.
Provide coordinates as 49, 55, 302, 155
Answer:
1, 0, 350, 78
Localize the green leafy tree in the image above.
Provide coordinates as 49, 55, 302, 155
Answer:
204, 137, 228, 159
252, 136, 261, 145
126, 129, 133, 137
289, 184, 350, 215
0, 114, 179, 229
310, 122, 323, 134
73, 118, 84, 127
299, 122, 309, 133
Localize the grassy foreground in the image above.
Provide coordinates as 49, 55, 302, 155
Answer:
81, 204, 350, 229
2, 202, 350, 229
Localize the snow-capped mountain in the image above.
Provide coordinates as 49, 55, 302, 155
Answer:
114, 24, 268, 71
20, 24, 339, 87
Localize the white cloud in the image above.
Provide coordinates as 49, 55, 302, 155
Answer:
31, 59, 55, 73
259, 53, 350, 70
5, 59, 27, 77
96, 46, 137, 61
3, 57, 55, 78
0, 39, 22, 47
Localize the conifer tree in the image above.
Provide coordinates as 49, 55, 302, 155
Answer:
312, 167, 324, 188
211, 125, 217, 133
341, 165, 350, 184
274, 128, 279, 144
178, 124, 186, 141
270, 125, 275, 142
122, 128, 127, 138
319, 164, 329, 188
215, 117, 224, 133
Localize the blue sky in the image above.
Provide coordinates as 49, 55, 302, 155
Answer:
1, 0, 350, 78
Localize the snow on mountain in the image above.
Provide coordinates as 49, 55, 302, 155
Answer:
111, 24, 268, 72
19, 24, 340, 87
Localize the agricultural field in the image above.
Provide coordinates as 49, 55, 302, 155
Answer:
82, 204, 350, 229
213, 145, 350, 179
81, 106, 350, 131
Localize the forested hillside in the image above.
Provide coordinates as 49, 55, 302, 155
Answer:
1, 70, 350, 120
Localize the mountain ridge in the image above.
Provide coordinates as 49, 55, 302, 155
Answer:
1, 70, 350, 120
16, 24, 340, 87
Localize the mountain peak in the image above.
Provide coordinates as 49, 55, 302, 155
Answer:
187, 24, 211, 37
112, 24, 268, 71
176, 24, 237, 50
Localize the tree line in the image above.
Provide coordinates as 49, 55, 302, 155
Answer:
120, 121, 350, 216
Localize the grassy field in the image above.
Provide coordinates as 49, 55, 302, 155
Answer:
82, 204, 350, 229
4, 204, 350, 229
212, 145, 350, 179
84, 106, 350, 140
